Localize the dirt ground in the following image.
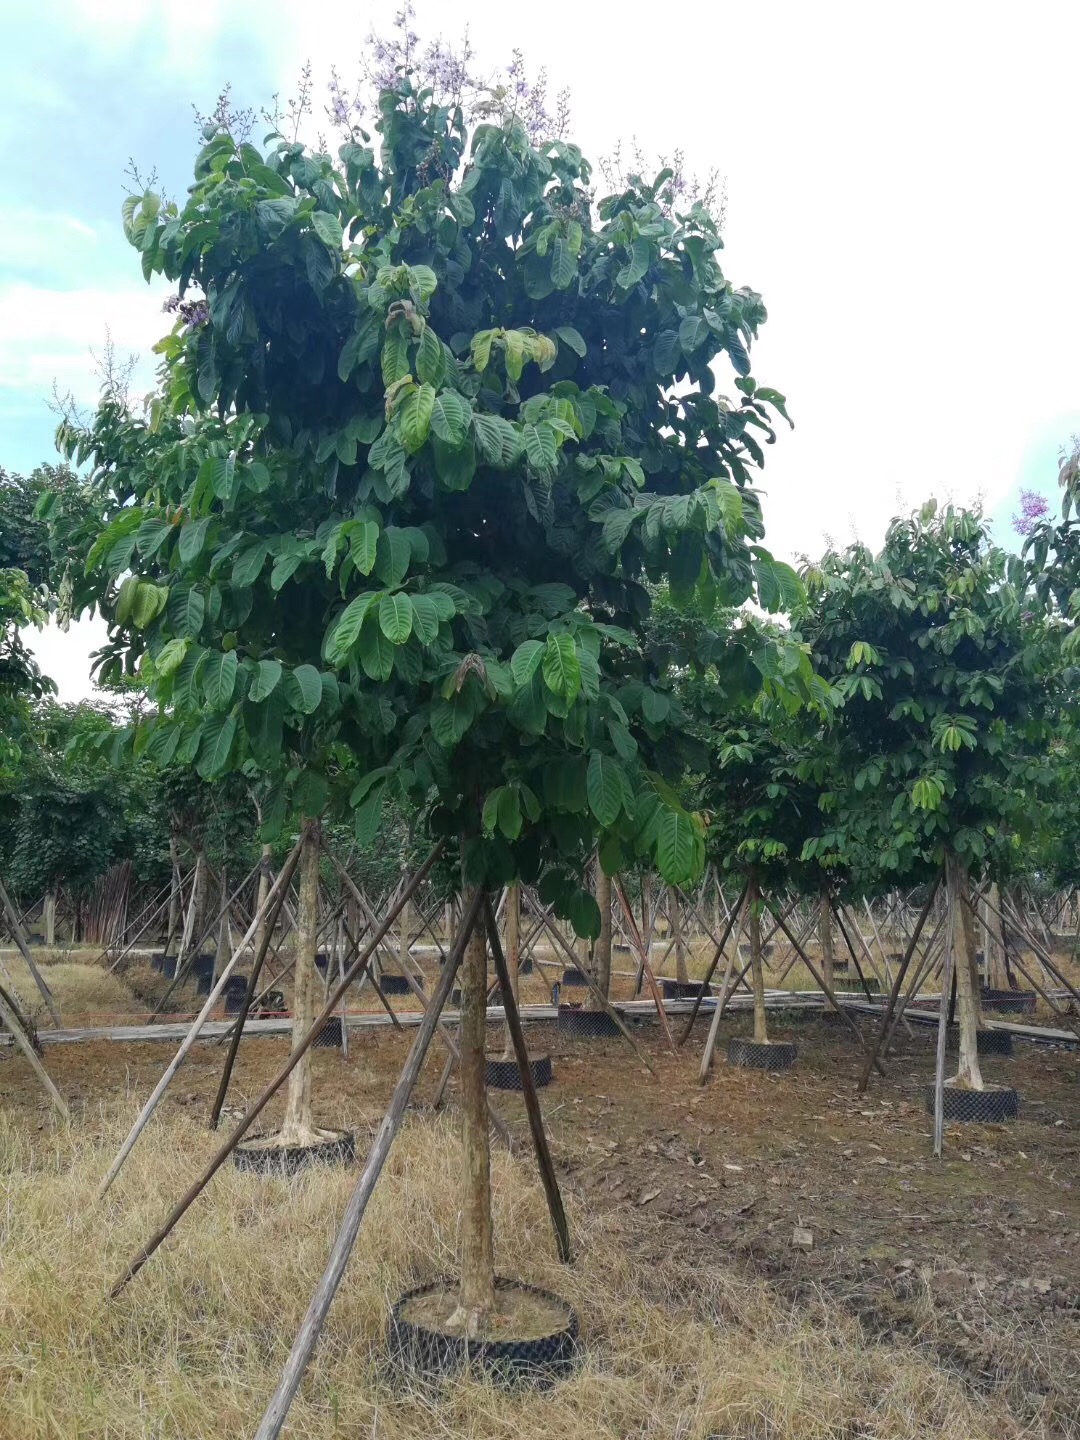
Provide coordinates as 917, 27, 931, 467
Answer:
3, 971, 1077, 1437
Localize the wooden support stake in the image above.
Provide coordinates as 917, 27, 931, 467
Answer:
678, 881, 748, 1046
0, 873, 62, 1027
933, 929, 954, 1159
856, 878, 939, 1094
251, 893, 480, 1440
698, 893, 749, 1083
612, 877, 675, 1049
0, 979, 69, 1120
484, 896, 571, 1264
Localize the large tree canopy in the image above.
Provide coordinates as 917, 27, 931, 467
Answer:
47, 72, 799, 933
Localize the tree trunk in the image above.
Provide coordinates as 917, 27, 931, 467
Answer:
399, 895, 412, 974
213, 866, 230, 982
750, 879, 768, 1043
819, 890, 834, 990
44, 889, 56, 948
280, 820, 321, 1144
501, 883, 520, 1060
669, 885, 688, 984
593, 867, 613, 1007
985, 881, 1008, 989
457, 911, 495, 1333
165, 833, 180, 954
253, 845, 273, 960
947, 852, 984, 1090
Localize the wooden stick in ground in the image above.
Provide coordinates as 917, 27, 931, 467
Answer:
149, 858, 264, 1020
698, 892, 750, 1083
765, 900, 888, 1078
110, 843, 448, 1298
678, 881, 748, 1046
933, 928, 954, 1159
0, 979, 69, 1120
612, 877, 675, 1049
484, 896, 571, 1264
106, 886, 174, 975
831, 901, 876, 1001
207, 847, 309, 1130
996, 895, 1080, 1015
97, 840, 305, 1200
0, 873, 62, 1027
250, 893, 480, 1440
856, 877, 939, 1093
964, 894, 1080, 1043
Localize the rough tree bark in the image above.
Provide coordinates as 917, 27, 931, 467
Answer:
165, 832, 181, 954
593, 867, 613, 1008
455, 910, 496, 1334
749, 878, 769, 1043
669, 885, 688, 984
947, 851, 984, 1089
399, 895, 412, 975
501, 882, 520, 1060
280, 820, 321, 1144
44, 890, 56, 948
253, 844, 273, 959
212, 866, 230, 982
819, 889, 835, 990
984, 881, 1008, 989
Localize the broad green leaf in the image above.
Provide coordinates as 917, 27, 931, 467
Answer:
417, 326, 446, 386
324, 592, 378, 665
524, 421, 557, 473
616, 236, 650, 289
409, 594, 441, 645
178, 517, 211, 566
510, 638, 544, 687
350, 520, 379, 575
155, 637, 189, 678
554, 324, 586, 357
168, 584, 205, 639
430, 390, 470, 446
657, 807, 698, 885
358, 618, 395, 680
550, 237, 576, 288
473, 412, 522, 467
587, 751, 623, 825
566, 888, 601, 940
399, 382, 435, 453
131, 581, 168, 629
542, 633, 581, 702
641, 688, 670, 724
378, 591, 414, 644
249, 658, 283, 702
196, 713, 237, 779
354, 784, 385, 845
203, 649, 238, 709
374, 528, 411, 586
233, 540, 270, 588
285, 663, 323, 714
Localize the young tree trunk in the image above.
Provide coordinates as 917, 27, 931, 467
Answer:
819, 890, 835, 990
399, 895, 412, 975
750, 879, 769, 1043
669, 885, 688, 984
593, 867, 613, 1007
165, 832, 181, 954
457, 911, 496, 1333
44, 889, 56, 948
501, 883, 520, 1060
947, 852, 984, 1090
213, 866, 230, 982
984, 881, 1008, 989
253, 845, 273, 960
280, 820, 321, 1144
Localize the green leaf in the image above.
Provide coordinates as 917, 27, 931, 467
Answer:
409, 593, 441, 645
374, 528, 411, 586
354, 784, 385, 846
285, 663, 323, 714
554, 324, 586, 357
178, 517, 211, 566
678, 315, 709, 352
311, 210, 343, 249
350, 520, 379, 576
324, 592, 378, 665
249, 658, 283, 702
168, 585, 205, 639
566, 888, 601, 941
155, 637, 189, 678
657, 807, 698, 885
378, 591, 414, 644
641, 688, 670, 724
616, 237, 650, 289
196, 713, 237, 779
473, 413, 522, 467
587, 751, 623, 825
233, 540, 270, 588
542, 633, 581, 702
430, 391, 470, 446
358, 618, 395, 680
417, 326, 446, 386
131, 582, 168, 629
271, 548, 304, 590
203, 649, 238, 709
524, 421, 557, 473
510, 638, 544, 687
399, 382, 435, 453
550, 236, 576, 288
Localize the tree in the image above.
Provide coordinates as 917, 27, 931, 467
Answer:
49, 60, 795, 1332
801, 502, 1050, 1090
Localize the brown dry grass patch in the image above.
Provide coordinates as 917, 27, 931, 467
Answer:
0, 1103, 1024, 1439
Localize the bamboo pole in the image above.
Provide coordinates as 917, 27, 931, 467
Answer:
0, 873, 62, 1026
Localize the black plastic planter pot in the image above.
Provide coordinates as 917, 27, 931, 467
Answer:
313, 1016, 344, 1049
196, 972, 212, 997
981, 988, 1037, 1015
561, 967, 588, 988
192, 954, 215, 983
661, 979, 712, 1000
162, 956, 178, 979
519, 956, 534, 975
150, 953, 165, 973
314, 951, 329, 972
233, 1129, 356, 1175
379, 974, 412, 996
727, 1037, 797, 1071
947, 1027, 1014, 1057
557, 1005, 620, 1038
388, 1276, 578, 1387
923, 1083, 1019, 1123
484, 1054, 553, 1091
223, 976, 250, 1014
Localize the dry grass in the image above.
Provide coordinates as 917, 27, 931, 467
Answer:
0, 1104, 1023, 1440
2, 955, 147, 1025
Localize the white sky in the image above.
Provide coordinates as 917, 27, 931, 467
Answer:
17, 0, 1080, 698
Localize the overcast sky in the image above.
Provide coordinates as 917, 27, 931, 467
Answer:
7, 0, 1080, 698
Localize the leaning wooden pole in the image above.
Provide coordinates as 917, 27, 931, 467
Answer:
109, 843, 445, 1297
0, 980, 69, 1121
0, 873, 62, 1027
251, 892, 481, 1440
856, 877, 939, 1093
933, 925, 954, 1159
677, 881, 747, 1046
485, 896, 571, 1264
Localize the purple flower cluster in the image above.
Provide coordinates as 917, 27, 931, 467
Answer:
162, 294, 209, 329
1012, 488, 1050, 536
